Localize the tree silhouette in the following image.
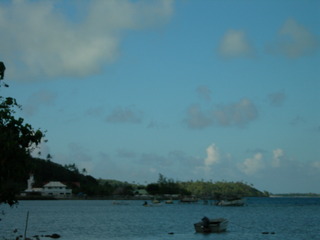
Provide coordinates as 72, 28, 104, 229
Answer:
0, 94, 44, 206
0, 61, 5, 80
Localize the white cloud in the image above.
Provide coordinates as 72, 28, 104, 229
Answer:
239, 152, 264, 175
218, 30, 255, 58
194, 144, 222, 175
204, 144, 220, 168
272, 148, 284, 167
0, 0, 173, 81
269, 18, 319, 58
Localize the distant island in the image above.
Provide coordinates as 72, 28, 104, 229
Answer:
16, 157, 270, 200
270, 193, 320, 198
11, 157, 320, 201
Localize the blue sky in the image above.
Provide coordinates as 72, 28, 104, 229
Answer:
1, 0, 319, 193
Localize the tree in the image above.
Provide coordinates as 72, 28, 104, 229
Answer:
146, 183, 160, 195
46, 154, 52, 161
64, 163, 79, 174
0, 96, 44, 206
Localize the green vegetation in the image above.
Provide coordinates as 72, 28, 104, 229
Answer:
4, 155, 270, 200
0, 96, 44, 206
146, 174, 190, 196
29, 158, 100, 196
24, 160, 271, 199
144, 174, 269, 198
143, 174, 266, 198
179, 180, 269, 199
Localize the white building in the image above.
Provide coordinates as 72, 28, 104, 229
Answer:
42, 181, 72, 198
21, 175, 72, 198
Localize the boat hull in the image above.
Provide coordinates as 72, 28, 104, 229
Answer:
194, 218, 228, 233
216, 198, 245, 206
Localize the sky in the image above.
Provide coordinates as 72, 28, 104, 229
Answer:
0, 0, 319, 194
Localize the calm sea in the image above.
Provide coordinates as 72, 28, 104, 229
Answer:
1, 197, 319, 240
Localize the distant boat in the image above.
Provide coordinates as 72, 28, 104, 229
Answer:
216, 198, 245, 206
152, 199, 161, 204
180, 196, 198, 203
194, 217, 228, 233
143, 201, 162, 207
165, 199, 174, 204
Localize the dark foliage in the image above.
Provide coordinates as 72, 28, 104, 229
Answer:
146, 174, 191, 196
0, 97, 43, 206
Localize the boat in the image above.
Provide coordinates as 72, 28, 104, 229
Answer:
194, 217, 228, 233
216, 198, 245, 206
165, 199, 173, 204
152, 199, 161, 204
142, 201, 162, 207
180, 196, 198, 203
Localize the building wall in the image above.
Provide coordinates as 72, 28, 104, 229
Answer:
42, 184, 72, 198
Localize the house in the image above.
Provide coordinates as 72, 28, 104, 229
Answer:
21, 175, 72, 198
42, 181, 72, 198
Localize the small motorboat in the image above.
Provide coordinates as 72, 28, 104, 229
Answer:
194, 217, 228, 233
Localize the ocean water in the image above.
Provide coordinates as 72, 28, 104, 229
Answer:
1, 197, 319, 240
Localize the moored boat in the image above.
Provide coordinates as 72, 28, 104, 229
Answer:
194, 217, 228, 233
152, 199, 160, 204
142, 201, 162, 207
216, 198, 245, 206
180, 196, 198, 203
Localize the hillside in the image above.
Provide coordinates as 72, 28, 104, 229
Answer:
22, 158, 269, 198
179, 180, 269, 198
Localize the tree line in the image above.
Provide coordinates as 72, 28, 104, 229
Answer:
27, 160, 270, 199
5, 154, 270, 202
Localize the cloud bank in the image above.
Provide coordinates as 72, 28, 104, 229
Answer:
0, 0, 173, 81
185, 98, 258, 129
